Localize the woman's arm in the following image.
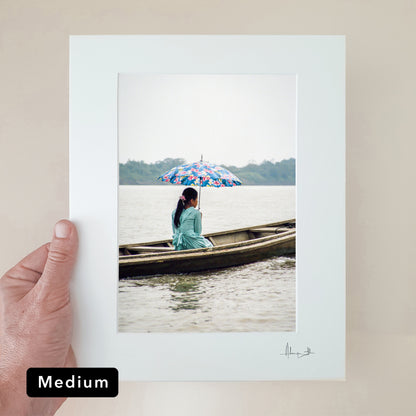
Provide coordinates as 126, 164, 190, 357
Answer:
171, 211, 176, 233
194, 209, 202, 234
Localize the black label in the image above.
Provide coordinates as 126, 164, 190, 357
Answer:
26, 368, 118, 397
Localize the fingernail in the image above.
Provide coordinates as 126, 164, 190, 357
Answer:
55, 221, 70, 238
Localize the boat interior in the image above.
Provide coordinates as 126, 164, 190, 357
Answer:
119, 220, 295, 257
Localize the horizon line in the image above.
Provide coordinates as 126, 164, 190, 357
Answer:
119, 157, 296, 167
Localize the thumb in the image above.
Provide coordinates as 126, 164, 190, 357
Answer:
39, 220, 78, 293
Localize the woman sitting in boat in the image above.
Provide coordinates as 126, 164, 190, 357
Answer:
172, 187, 213, 251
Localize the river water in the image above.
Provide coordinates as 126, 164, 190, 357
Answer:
118, 185, 296, 332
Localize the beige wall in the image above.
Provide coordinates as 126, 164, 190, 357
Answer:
1, 0, 415, 414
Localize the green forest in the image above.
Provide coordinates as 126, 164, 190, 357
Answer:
119, 158, 295, 186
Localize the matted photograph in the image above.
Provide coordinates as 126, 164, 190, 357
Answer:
118, 74, 297, 333
70, 35, 345, 380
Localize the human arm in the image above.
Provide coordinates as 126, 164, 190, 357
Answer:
194, 209, 202, 234
171, 211, 176, 234
0, 220, 78, 416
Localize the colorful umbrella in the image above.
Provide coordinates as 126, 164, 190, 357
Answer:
158, 158, 242, 209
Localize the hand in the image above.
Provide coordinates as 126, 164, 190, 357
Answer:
0, 220, 78, 416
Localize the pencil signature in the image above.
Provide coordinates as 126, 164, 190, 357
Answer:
281, 342, 315, 358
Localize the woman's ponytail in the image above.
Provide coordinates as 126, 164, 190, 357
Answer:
173, 187, 198, 227
173, 197, 185, 228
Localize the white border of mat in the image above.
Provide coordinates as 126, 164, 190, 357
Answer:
69, 35, 345, 380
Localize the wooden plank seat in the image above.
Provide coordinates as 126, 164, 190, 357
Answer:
126, 246, 174, 253
250, 227, 291, 234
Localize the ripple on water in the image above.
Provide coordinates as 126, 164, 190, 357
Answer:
118, 256, 296, 333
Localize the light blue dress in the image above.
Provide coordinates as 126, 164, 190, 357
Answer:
171, 207, 213, 251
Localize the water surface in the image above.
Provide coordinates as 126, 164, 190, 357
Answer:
118, 185, 296, 332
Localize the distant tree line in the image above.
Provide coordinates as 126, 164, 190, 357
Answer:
223, 158, 295, 185
119, 158, 295, 185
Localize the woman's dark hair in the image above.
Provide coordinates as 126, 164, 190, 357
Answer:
173, 187, 198, 227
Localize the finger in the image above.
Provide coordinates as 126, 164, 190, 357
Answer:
2, 243, 49, 285
0, 244, 51, 304
38, 220, 78, 293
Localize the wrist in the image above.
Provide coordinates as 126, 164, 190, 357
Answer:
0, 376, 63, 416
0, 365, 30, 416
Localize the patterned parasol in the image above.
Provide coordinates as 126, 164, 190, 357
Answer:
158, 158, 242, 209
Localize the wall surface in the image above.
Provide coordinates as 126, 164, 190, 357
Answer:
1, 0, 415, 415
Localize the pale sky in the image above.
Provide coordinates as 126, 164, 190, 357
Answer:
118, 74, 296, 167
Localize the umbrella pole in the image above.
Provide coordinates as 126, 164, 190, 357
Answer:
198, 177, 201, 210
198, 155, 203, 210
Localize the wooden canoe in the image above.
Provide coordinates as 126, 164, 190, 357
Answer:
119, 219, 295, 278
